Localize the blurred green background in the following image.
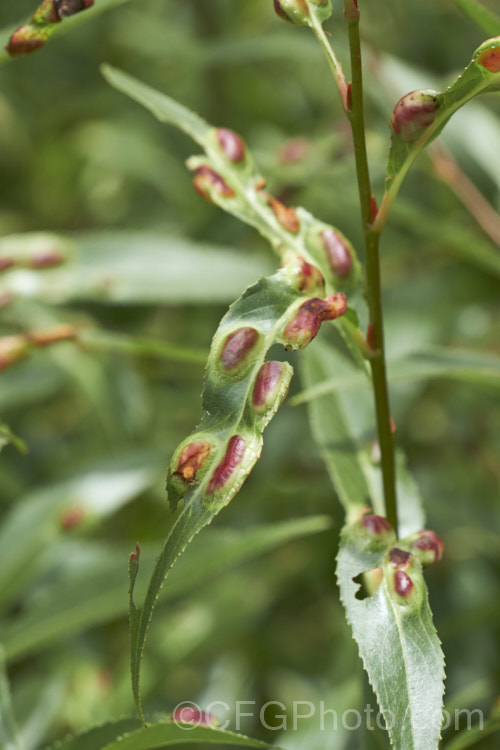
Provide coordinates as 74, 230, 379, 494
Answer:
0, 1, 499, 748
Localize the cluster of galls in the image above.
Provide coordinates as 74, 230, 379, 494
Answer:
360, 513, 444, 605
5, 0, 94, 56
192, 126, 358, 287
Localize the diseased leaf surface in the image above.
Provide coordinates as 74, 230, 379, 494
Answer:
337, 521, 445, 750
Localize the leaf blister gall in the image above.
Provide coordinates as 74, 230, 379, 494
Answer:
394, 569, 414, 598
361, 514, 392, 535
253, 361, 285, 411
390, 90, 440, 144
192, 165, 236, 201
409, 529, 445, 566
207, 435, 246, 493
321, 228, 353, 277
216, 128, 246, 163
171, 707, 219, 727
220, 327, 260, 371
282, 293, 347, 348
477, 46, 500, 73
266, 195, 300, 234
174, 441, 212, 483
388, 547, 412, 570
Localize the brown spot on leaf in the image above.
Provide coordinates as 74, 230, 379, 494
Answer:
253, 361, 285, 411
60, 507, 85, 529
394, 570, 414, 598
389, 547, 411, 569
267, 194, 300, 234
321, 229, 353, 276
478, 45, 500, 73
28, 324, 77, 347
0, 258, 14, 273
217, 128, 246, 162
172, 707, 218, 727
54, 0, 94, 18
207, 435, 246, 493
129, 544, 140, 563
283, 293, 347, 348
29, 250, 65, 269
174, 441, 212, 482
192, 165, 235, 201
220, 327, 260, 371
5, 30, 45, 57
361, 514, 393, 535
411, 529, 445, 565
390, 90, 440, 143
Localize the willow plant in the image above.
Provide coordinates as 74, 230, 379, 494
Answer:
1, 1, 499, 749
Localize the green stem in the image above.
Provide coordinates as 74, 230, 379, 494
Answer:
344, 0, 398, 534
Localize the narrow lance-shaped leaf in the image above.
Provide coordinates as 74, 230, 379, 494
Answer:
376, 37, 500, 228
101, 64, 368, 367
129, 262, 348, 721
0, 647, 24, 750
337, 515, 446, 750
46, 718, 283, 750
450, 0, 500, 36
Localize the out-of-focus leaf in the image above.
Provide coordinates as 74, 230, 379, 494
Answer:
1, 516, 332, 661
444, 706, 500, 749
450, 0, 500, 35
337, 520, 445, 750
0, 647, 23, 750
0, 423, 27, 454
0, 456, 161, 612
300, 337, 425, 535
294, 346, 500, 403
80, 330, 207, 366
0, 233, 273, 306
299, 337, 371, 518
101, 65, 210, 145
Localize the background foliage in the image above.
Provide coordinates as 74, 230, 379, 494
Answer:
0, 1, 499, 748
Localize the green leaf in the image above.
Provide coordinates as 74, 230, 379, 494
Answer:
44, 719, 142, 750
378, 37, 500, 228
450, 0, 500, 36
299, 337, 425, 535
48, 719, 281, 750
0, 648, 24, 750
294, 346, 500, 402
101, 65, 211, 145
0, 456, 161, 613
0, 232, 274, 306
337, 519, 445, 750
0, 423, 27, 455
444, 706, 500, 749
2, 517, 331, 662
101, 722, 281, 750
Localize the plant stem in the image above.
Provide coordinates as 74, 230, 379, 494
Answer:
344, 0, 398, 533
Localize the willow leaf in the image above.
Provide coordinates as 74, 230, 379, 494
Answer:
128, 266, 348, 721
450, 0, 500, 35
101, 64, 367, 367
102, 721, 280, 750
378, 36, 500, 226
300, 339, 425, 536
337, 519, 445, 750
0, 648, 23, 750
